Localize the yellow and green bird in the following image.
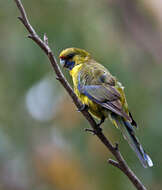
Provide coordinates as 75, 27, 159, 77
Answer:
59, 47, 153, 168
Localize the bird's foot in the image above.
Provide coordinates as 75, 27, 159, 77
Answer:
114, 143, 119, 151
97, 116, 105, 127
85, 116, 105, 135
78, 104, 89, 112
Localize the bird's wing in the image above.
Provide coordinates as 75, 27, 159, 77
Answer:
78, 65, 131, 121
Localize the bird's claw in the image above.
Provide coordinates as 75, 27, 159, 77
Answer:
97, 123, 102, 128
114, 143, 119, 150
97, 116, 105, 127
78, 104, 89, 112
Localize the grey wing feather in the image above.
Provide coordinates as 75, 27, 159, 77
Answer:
78, 69, 131, 120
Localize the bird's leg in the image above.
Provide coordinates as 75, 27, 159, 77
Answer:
114, 143, 119, 151
97, 116, 105, 127
78, 104, 89, 112
85, 116, 105, 135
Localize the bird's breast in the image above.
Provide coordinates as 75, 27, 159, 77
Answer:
70, 64, 83, 86
70, 63, 108, 120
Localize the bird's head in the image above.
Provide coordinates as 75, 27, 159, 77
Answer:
59, 48, 90, 70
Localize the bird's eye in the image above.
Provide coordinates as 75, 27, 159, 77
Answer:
66, 53, 75, 59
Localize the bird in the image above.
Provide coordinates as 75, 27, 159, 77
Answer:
59, 47, 153, 168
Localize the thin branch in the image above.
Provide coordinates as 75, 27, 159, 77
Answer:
13, 1, 147, 190
108, 159, 121, 169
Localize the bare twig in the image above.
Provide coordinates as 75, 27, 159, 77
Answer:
108, 159, 121, 169
13, 1, 147, 190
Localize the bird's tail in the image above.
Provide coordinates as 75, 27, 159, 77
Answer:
111, 114, 153, 168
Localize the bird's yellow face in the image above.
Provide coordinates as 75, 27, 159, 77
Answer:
59, 48, 90, 70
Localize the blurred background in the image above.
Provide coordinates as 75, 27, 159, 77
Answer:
0, 0, 162, 189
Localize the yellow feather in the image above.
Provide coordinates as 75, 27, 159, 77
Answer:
59, 47, 129, 121
59, 48, 153, 168
70, 62, 107, 120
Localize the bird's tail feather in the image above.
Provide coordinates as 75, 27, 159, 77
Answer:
111, 114, 153, 168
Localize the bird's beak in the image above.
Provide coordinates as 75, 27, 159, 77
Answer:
60, 58, 66, 67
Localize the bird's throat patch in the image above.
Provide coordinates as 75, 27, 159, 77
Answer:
65, 61, 75, 70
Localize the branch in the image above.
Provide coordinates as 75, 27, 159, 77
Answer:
13, 1, 147, 190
